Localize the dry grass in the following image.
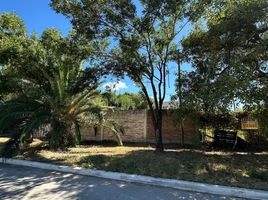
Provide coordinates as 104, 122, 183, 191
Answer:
0, 137, 10, 151
1, 138, 267, 191
0, 137, 10, 144
17, 144, 155, 167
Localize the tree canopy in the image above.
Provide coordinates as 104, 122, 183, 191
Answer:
0, 13, 123, 151
51, 0, 211, 150
177, 0, 268, 112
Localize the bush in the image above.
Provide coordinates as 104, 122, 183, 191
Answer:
0, 138, 20, 158
199, 112, 239, 130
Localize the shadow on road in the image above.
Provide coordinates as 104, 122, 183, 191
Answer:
0, 164, 241, 200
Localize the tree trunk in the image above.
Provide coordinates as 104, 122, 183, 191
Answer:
155, 109, 164, 151
66, 122, 76, 147
177, 53, 185, 147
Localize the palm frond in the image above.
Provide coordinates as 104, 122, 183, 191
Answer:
101, 119, 124, 146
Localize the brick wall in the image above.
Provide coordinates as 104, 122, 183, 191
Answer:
81, 109, 195, 144
103, 110, 146, 142
145, 110, 194, 144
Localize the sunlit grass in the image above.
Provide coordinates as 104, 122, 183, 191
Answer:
0, 137, 10, 143
68, 145, 154, 155
0, 137, 267, 190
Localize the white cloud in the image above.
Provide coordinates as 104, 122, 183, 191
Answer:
103, 81, 127, 91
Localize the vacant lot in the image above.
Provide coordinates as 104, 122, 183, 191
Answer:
0, 137, 267, 191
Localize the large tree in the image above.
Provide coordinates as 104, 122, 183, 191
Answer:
51, 0, 210, 150
181, 0, 268, 111
0, 13, 123, 150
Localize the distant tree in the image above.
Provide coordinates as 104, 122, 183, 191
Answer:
118, 92, 148, 110
51, 0, 211, 151
102, 91, 148, 110
102, 91, 118, 107
0, 13, 123, 151
129, 92, 149, 109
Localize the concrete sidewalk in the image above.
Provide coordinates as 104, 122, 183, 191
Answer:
0, 164, 244, 200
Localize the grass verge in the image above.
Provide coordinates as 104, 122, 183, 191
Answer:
1, 137, 268, 191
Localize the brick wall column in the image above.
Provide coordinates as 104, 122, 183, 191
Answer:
144, 110, 147, 141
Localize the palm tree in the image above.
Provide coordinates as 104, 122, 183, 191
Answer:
0, 61, 123, 150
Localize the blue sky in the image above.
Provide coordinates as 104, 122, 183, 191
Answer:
0, 0, 193, 100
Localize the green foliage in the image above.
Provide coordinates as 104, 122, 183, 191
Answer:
0, 12, 26, 35
0, 13, 123, 151
102, 91, 148, 110
258, 110, 268, 137
0, 12, 27, 65
198, 112, 239, 130
180, 0, 268, 111
51, 0, 212, 150
246, 168, 268, 183
172, 106, 199, 126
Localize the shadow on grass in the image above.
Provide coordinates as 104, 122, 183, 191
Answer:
15, 142, 69, 166
2, 139, 268, 191
77, 149, 268, 191
80, 140, 201, 150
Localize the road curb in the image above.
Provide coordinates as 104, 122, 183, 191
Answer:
1, 157, 268, 199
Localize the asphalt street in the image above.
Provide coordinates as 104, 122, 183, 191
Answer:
0, 163, 246, 200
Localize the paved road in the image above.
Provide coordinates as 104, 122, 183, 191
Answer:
0, 163, 245, 200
